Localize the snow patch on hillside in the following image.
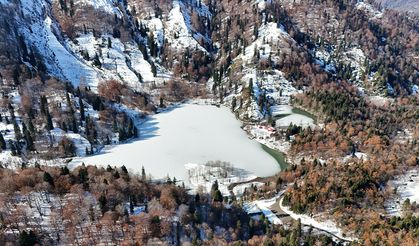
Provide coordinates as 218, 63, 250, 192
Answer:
243, 22, 289, 63
412, 85, 419, 94
71, 33, 154, 87
356, 2, 383, 19
386, 169, 419, 216
342, 152, 368, 163
146, 18, 165, 48
315, 46, 366, 85
256, 0, 272, 11
50, 128, 91, 156
75, 0, 122, 17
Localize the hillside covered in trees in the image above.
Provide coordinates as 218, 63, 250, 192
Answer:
0, 0, 417, 244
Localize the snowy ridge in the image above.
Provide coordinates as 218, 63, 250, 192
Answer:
166, 0, 207, 52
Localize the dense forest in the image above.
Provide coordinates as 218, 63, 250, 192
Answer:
0, 164, 340, 245
0, 0, 417, 244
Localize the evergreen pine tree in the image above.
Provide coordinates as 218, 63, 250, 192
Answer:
129, 197, 134, 214
27, 118, 35, 133
18, 230, 38, 246
60, 166, 70, 175
133, 126, 138, 138
107, 37, 112, 48
40, 95, 47, 115
121, 165, 128, 174
79, 96, 85, 121
141, 165, 146, 181
0, 132, 6, 150
93, 53, 102, 68
9, 140, 17, 156
13, 121, 22, 141
46, 111, 54, 131
22, 122, 35, 151
43, 172, 55, 187
62, 121, 68, 132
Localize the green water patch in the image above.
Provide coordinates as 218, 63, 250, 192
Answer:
272, 113, 291, 120
261, 144, 289, 171
291, 107, 317, 124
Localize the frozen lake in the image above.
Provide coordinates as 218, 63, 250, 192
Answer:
72, 104, 280, 184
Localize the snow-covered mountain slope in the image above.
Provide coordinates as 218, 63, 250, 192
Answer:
221, 21, 300, 121
18, 0, 102, 87
3, 0, 157, 89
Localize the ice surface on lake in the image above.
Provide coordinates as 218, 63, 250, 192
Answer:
73, 104, 280, 184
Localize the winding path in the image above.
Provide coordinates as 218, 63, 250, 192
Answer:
277, 195, 357, 243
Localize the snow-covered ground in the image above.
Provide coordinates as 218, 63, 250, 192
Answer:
186, 162, 257, 196
342, 152, 368, 163
0, 0, 11, 5
279, 197, 357, 241
244, 193, 283, 225
386, 169, 419, 216
368, 95, 394, 107
70, 104, 280, 186
49, 128, 91, 157
246, 126, 291, 154
275, 113, 314, 129
223, 21, 300, 121
232, 182, 264, 197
